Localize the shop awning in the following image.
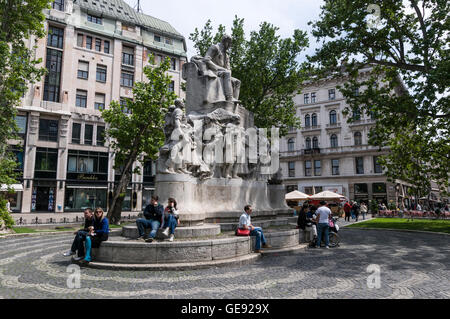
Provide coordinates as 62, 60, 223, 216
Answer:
1, 184, 23, 192
285, 190, 310, 201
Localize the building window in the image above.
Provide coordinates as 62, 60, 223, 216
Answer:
84, 124, 93, 145
330, 134, 338, 148
312, 136, 319, 149
355, 183, 368, 194
353, 87, 360, 96
156, 54, 164, 65
86, 36, 92, 50
87, 14, 102, 25
95, 38, 102, 52
43, 48, 63, 102
67, 150, 108, 174
373, 156, 382, 173
72, 123, 81, 144
329, 110, 337, 124
304, 160, 312, 176
288, 162, 295, 177
169, 81, 175, 92
304, 93, 309, 104
96, 126, 105, 146
353, 108, 361, 120
305, 114, 311, 127
39, 119, 59, 142
120, 98, 131, 114
328, 88, 335, 100
47, 26, 64, 49
76, 90, 87, 108
311, 113, 318, 126
332, 159, 340, 175
15, 115, 27, 138
154, 35, 161, 42
96, 65, 107, 82
122, 46, 134, 66
104, 40, 110, 54
165, 37, 173, 45
311, 92, 316, 103
304, 186, 313, 195
373, 183, 386, 193
355, 157, 364, 174
52, 0, 64, 11
77, 61, 89, 79
286, 185, 298, 193
314, 160, 321, 176
171, 58, 177, 70
77, 33, 83, 47
354, 131, 362, 145
305, 137, 311, 150
120, 71, 134, 87
287, 138, 295, 152
94, 93, 105, 110
314, 186, 323, 193
35, 147, 58, 178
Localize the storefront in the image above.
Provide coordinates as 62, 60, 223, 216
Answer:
353, 183, 369, 203
64, 150, 108, 211
372, 182, 387, 204
1, 184, 23, 212
32, 147, 58, 212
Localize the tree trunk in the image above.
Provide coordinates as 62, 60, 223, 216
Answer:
107, 158, 135, 225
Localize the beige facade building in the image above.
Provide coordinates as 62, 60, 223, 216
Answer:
280, 67, 404, 205
9, 0, 187, 214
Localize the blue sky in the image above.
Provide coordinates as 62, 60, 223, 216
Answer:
125, 0, 325, 59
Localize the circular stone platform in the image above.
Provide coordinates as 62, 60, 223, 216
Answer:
87, 227, 303, 270
121, 224, 221, 239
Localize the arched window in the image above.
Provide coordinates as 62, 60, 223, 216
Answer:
312, 136, 319, 149
329, 110, 337, 124
305, 137, 311, 149
311, 113, 318, 126
287, 138, 295, 151
330, 134, 338, 148
354, 131, 362, 145
305, 114, 310, 127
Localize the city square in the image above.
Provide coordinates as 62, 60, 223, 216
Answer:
0, 0, 449, 305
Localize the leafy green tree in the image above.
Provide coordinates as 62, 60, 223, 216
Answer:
0, 0, 51, 227
190, 16, 309, 136
102, 57, 176, 224
308, 0, 449, 195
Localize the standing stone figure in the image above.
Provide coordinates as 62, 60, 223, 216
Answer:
191, 34, 241, 102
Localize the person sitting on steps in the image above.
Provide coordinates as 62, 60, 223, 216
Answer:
162, 197, 180, 242
238, 205, 271, 253
136, 196, 164, 242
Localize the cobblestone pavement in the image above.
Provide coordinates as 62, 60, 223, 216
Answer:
0, 226, 448, 299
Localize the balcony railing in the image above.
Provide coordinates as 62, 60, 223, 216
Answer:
303, 148, 321, 155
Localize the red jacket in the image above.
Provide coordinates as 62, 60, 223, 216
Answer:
344, 202, 352, 213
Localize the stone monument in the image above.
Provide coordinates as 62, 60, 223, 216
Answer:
155, 34, 291, 226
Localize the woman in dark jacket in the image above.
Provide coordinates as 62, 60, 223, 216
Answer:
297, 204, 309, 230
81, 207, 109, 263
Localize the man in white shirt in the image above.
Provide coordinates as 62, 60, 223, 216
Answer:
315, 201, 332, 248
239, 205, 271, 253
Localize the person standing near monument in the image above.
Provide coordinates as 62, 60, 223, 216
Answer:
136, 196, 164, 242
315, 201, 331, 249
238, 205, 271, 253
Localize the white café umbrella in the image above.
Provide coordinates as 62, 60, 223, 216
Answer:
309, 190, 345, 200
285, 190, 310, 201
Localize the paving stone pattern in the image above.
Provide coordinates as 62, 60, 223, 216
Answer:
0, 223, 449, 299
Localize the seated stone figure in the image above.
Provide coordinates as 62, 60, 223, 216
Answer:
186, 34, 241, 110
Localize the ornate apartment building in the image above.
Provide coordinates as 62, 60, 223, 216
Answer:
8, 0, 187, 213
280, 66, 410, 205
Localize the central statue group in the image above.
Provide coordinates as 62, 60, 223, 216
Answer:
157, 35, 278, 183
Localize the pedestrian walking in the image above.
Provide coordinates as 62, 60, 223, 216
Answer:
344, 201, 352, 222
360, 202, 368, 220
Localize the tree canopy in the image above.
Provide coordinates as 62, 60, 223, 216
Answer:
308, 0, 449, 196
102, 57, 176, 224
190, 16, 309, 136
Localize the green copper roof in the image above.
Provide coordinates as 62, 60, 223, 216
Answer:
76, 0, 184, 39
